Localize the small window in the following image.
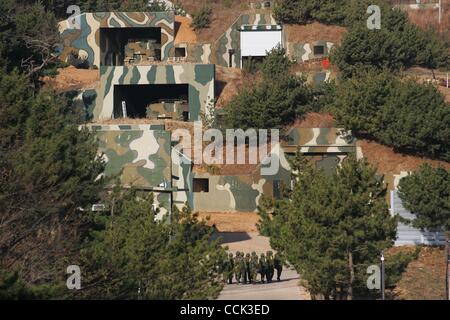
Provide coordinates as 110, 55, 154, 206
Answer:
263, 1, 271, 8
175, 47, 186, 57
313, 45, 325, 56
273, 180, 282, 200
193, 178, 209, 192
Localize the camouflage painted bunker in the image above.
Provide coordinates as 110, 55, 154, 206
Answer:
60, 9, 354, 217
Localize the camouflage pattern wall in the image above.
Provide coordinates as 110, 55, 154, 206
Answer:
193, 128, 357, 212
286, 41, 335, 62
58, 12, 175, 68
83, 63, 214, 121
298, 70, 334, 85
84, 124, 194, 218
193, 142, 291, 212
183, 13, 280, 68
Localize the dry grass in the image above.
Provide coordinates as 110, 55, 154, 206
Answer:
357, 139, 450, 177
197, 211, 260, 232
393, 246, 447, 300
407, 8, 450, 42
178, 0, 253, 43
41, 66, 99, 92
291, 112, 335, 128
284, 22, 347, 44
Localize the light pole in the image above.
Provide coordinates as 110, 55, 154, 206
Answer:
381, 251, 385, 300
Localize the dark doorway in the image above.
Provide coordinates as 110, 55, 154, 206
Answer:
193, 178, 209, 192
113, 83, 189, 118
175, 47, 186, 57
100, 27, 162, 66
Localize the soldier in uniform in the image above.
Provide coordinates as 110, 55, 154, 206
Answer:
245, 253, 252, 284
274, 252, 283, 282
239, 252, 247, 284
250, 252, 259, 284
259, 253, 267, 283
225, 252, 235, 284
234, 251, 242, 283
266, 250, 274, 283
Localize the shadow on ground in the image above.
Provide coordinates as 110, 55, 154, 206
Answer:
211, 232, 252, 244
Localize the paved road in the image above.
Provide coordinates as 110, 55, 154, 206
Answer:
218, 268, 305, 300
214, 232, 309, 300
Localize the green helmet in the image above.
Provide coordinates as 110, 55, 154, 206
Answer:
235, 251, 240, 257
229, 252, 233, 258
246, 253, 250, 258
267, 250, 273, 256
251, 251, 256, 256
260, 253, 265, 257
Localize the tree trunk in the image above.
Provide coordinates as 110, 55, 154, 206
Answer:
348, 251, 354, 300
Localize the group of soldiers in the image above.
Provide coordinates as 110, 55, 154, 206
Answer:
221, 251, 283, 284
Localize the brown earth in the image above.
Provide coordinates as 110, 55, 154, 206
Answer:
198, 211, 260, 232
357, 139, 450, 176
401, 66, 450, 101
42, 66, 99, 92
174, 15, 198, 44
406, 7, 450, 42
179, 0, 253, 43
393, 246, 447, 300
291, 112, 335, 128
284, 22, 347, 44
215, 66, 245, 108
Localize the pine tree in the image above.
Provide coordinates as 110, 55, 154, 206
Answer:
224, 47, 312, 129
0, 77, 105, 288
258, 153, 397, 299
79, 190, 226, 299
398, 164, 450, 232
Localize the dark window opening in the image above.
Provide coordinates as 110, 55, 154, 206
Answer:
313, 45, 325, 56
263, 1, 271, 8
175, 47, 186, 57
273, 180, 282, 199
100, 27, 162, 66
193, 178, 209, 192
113, 84, 189, 119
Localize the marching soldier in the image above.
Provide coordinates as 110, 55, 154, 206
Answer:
239, 252, 247, 284
274, 252, 283, 282
245, 253, 252, 284
266, 250, 274, 283
250, 252, 259, 284
225, 252, 235, 284
234, 251, 242, 283
259, 252, 267, 283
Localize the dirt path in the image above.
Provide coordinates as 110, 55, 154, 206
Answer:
213, 232, 310, 300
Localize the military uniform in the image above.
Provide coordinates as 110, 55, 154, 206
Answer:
259, 253, 267, 283
250, 252, 259, 284
266, 251, 274, 283
225, 253, 235, 284
234, 251, 242, 283
245, 253, 252, 284
274, 252, 283, 281
239, 252, 247, 284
